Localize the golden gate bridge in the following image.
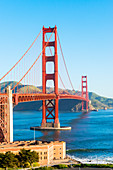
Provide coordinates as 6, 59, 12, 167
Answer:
0, 26, 89, 143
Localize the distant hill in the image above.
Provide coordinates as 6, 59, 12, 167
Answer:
1, 81, 113, 111
89, 92, 113, 109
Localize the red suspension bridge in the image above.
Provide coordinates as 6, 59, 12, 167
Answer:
0, 26, 89, 143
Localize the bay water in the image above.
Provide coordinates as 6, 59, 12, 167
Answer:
13, 109, 113, 164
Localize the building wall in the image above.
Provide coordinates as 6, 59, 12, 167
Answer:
0, 140, 66, 165
53, 141, 66, 160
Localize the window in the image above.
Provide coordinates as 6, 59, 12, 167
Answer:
40, 157, 42, 160
60, 153, 61, 154
60, 148, 61, 150
40, 152, 42, 155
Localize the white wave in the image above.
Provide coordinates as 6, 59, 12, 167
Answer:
67, 154, 113, 164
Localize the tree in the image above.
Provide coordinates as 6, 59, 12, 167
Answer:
28, 150, 39, 166
17, 149, 39, 167
0, 149, 39, 168
2, 151, 19, 168
0, 153, 5, 168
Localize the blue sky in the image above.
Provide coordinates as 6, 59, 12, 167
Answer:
0, 0, 113, 98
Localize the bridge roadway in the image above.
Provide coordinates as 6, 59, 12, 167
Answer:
10, 93, 87, 105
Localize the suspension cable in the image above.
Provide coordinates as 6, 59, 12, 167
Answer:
12, 28, 55, 91
45, 34, 68, 92
0, 29, 42, 82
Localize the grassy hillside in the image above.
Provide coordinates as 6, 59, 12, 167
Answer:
89, 92, 113, 109
1, 81, 113, 111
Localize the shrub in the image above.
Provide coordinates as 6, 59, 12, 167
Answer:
56, 164, 68, 169
35, 167, 54, 170
35, 167, 48, 170
72, 164, 113, 168
72, 164, 81, 167
33, 162, 40, 167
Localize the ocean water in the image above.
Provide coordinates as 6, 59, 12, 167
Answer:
13, 109, 113, 164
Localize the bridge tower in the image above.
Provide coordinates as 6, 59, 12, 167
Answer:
81, 76, 89, 112
41, 26, 60, 128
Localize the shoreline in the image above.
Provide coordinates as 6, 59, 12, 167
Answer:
67, 154, 113, 165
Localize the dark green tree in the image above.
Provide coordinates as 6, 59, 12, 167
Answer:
28, 150, 39, 166
2, 151, 19, 168
17, 149, 39, 167
0, 153, 5, 168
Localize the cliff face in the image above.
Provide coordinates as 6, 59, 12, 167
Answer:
1, 81, 113, 111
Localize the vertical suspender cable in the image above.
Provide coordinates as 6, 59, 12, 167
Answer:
0, 29, 42, 84
57, 33, 75, 91
12, 28, 55, 91
45, 34, 68, 91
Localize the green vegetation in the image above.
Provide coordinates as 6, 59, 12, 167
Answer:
35, 167, 54, 170
53, 164, 68, 169
1, 81, 113, 110
89, 92, 113, 109
0, 149, 39, 169
72, 163, 113, 168
33, 162, 40, 167
34, 164, 113, 170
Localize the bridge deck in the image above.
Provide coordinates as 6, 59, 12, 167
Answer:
12, 93, 86, 105
0, 93, 87, 105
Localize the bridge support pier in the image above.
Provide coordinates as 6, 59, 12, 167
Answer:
7, 86, 13, 142
54, 98, 60, 128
